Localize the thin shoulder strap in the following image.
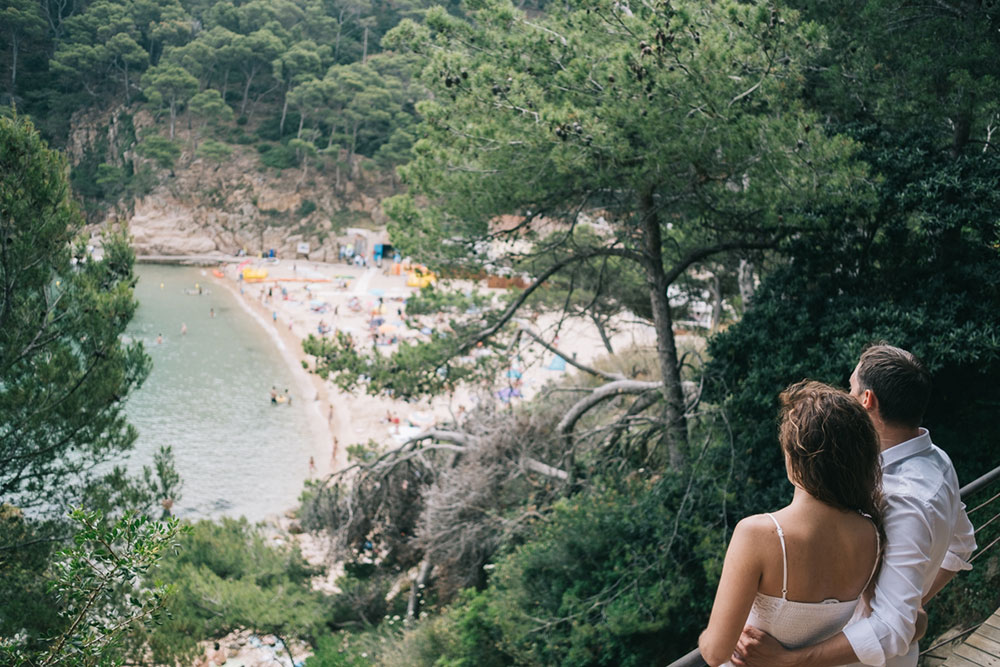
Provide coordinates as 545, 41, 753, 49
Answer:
764, 512, 788, 600
860, 513, 881, 592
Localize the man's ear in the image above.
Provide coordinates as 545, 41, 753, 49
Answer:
861, 389, 877, 412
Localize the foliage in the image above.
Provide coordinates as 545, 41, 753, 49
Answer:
195, 139, 233, 163
297, 198, 318, 217
0, 113, 150, 513
135, 517, 328, 665
258, 141, 299, 170
136, 135, 181, 169
706, 124, 1000, 517
0, 508, 185, 667
336, 466, 732, 667
403, 283, 495, 316
81, 445, 184, 521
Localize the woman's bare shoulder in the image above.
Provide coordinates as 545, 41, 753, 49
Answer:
734, 513, 779, 536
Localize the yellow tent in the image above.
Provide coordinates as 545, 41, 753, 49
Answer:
406, 267, 436, 288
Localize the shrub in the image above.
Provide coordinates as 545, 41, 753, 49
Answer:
259, 143, 299, 170
297, 199, 318, 217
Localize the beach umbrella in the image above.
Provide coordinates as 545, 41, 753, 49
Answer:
408, 411, 436, 429
368, 288, 386, 296
507, 369, 523, 379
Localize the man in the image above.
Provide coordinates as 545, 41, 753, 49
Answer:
735, 344, 976, 667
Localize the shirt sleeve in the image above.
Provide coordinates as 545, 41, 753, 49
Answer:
843, 494, 936, 666
941, 502, 976, 572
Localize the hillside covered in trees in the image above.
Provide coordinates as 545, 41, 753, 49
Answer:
2, 0, 1000, 665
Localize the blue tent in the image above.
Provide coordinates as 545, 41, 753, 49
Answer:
547, 356, 567, 371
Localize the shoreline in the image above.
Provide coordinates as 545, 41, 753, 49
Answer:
211, 270, 346, 479
183, 255, 658, 525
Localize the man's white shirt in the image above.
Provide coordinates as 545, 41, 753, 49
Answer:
842, 429, 976, 666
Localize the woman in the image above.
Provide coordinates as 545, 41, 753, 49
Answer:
698, 380, 885, 666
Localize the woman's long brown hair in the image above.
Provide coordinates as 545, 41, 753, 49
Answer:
779, 380, 886, 574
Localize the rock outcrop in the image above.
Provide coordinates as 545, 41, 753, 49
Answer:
68, 105, 399, 259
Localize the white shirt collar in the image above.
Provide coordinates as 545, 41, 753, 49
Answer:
880, 427, 932, 467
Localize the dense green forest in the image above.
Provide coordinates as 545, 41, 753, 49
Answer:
2, 0, 1000, 665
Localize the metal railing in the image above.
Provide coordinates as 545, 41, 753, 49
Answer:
666, 462, 1000, 667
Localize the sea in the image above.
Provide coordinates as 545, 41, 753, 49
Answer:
123, 264, 322, 522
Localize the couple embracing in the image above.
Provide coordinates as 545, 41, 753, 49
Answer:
699, 344, 977, 667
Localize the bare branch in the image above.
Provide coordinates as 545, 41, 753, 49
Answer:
557, 379, 664, 442
516, 327, 624, 381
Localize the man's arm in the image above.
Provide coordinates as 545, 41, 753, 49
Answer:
733, 627, 858, 667
922, 567, 958, 607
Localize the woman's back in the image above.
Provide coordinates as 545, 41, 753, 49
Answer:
754, 500, 880, 604
734, 500, 879, 657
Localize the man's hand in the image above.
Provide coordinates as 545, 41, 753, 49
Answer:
733, 626, 798, 667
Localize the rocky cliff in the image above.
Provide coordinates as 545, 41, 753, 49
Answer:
69, 106, 399, 259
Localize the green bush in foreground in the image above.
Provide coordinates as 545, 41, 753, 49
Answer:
345, 470, 729, 667
135, 518, 329, 665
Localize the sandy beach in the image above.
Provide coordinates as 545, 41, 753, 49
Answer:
209, 255, 660, 487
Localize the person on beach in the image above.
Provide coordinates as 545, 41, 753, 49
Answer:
308, 456, 316, 476
270, 386, 278, 405
698, 380, 885, 667
732, 345, 976, 667
284, 388, 292, 406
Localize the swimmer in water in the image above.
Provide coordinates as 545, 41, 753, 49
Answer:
210, 307, 215, 318
156, 333, 163, 344
181, 322, 187, 335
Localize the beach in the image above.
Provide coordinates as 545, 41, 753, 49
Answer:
208, 256, 660, 487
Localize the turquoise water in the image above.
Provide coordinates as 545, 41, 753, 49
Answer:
124, 264, 321, 521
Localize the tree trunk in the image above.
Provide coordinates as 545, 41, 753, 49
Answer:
709, 270, 723, 332
10, 33, 18, 92
240, 67, 256, 116
168, 99, 176, 140
349, 121, 359, 170
279, 87, 289, 136
738, 258, 754, 312
406, 560, 433, 620
335, 9, 345, 59
639, 188, 687, 468
362, 25, 369, 63
951, 94, 974, 158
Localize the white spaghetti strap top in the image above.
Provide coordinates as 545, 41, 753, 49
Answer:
722, 513, 879, 666
764, 513, 789, 599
